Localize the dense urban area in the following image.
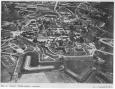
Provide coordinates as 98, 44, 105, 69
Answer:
1, 1, 113, 83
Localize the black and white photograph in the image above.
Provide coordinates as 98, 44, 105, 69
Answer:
0, 0, 114, 87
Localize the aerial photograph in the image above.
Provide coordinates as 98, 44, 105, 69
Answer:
1, 1, 114, 83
